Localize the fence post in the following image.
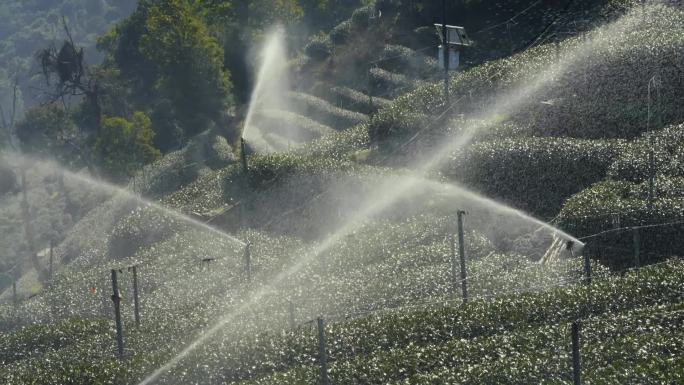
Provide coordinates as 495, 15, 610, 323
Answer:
317, 317, 330, 385
632, 228, 640, 276
129, 265, 141, 327
571, 321, 581, 385
111, 269, 124, 359
457, 210, 468, 303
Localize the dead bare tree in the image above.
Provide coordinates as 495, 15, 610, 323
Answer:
37, 16, 102, 131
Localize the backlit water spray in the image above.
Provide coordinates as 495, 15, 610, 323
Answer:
138, 6, 659, 384
3, 154, 246, 249
242, 26, 292, 153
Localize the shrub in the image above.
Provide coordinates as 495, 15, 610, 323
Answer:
377, 45, 440, 79
304, 34, 332, 61
448, 137, 626, 218
558, 177, 684, 267
287, 92, 369, 130
350, 6, 373, 31
257, 109, 335, 138
369, 67, 416, 97
0, 164, 16, 196
330, 19, 352, 45
311, 83, 391, 115
95, 112, 161, 182
107, 205, 179, 258
608, 123, 684, 182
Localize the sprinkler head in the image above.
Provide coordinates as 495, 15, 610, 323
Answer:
565, 240, 575, 251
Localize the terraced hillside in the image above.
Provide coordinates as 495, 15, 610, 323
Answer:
1, 1, 683, 384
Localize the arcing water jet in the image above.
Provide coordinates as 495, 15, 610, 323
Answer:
137, 6, 663, 383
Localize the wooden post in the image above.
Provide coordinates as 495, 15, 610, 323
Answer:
457, 210, 468, 303
633, 228, 640, 275
317, 317, 330, 385
111, 269, 124, 359
129, 266, 141, 327
571, 321, 581, 385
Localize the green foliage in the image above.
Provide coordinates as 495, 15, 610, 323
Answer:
0, 0, 136, 119
558, 178, 684, 267
449, 137, 627, 218
165, 260, 683, 384
99, 0, 233, 151
287, 91, 369, 130
253, 109, 336, 142
369, 67, 417, 98
329, 19, 352, 45
95, 112, 160, 181
0, 164, 16, 195
304, 34, 332, 61
311, 82, 391, 114
376, 45, 440, 80
370, 4, 684, 150
608, 123, 684, 182
15, 103, 75, 161
140, 0, 232, 136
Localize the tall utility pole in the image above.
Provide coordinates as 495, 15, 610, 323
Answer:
442, 0, 449, 105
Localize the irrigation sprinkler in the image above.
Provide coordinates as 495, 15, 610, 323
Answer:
240, 137, 249, 175
110, 269, 124, 359
200, 257, 215, 270
457, 210, 468, 303
128, 265, 141, 327
571, 321, 582, 385
317, 317, 330, 385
